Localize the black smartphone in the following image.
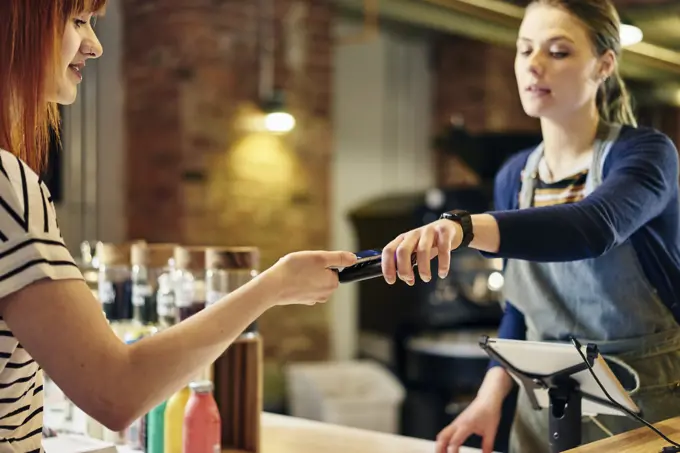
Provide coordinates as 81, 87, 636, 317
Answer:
333, 249, 417, 284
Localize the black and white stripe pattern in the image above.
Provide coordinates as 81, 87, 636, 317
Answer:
0, 151, 83, 452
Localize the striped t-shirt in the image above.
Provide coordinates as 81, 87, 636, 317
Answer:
532, 166, 589, 207
0, 150, 82, 452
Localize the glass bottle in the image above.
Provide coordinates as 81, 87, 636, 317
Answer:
79, 240, 99, 299
131, 243, 176, 327
183, 380, 221, 453
96, 242, 134, 323
174, 246, 207, 322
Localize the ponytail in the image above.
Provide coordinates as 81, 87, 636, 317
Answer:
597, 69, 637, 127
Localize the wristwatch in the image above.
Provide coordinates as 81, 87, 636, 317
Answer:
439, 210, 474, 248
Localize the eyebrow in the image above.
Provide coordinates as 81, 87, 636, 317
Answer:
517, 35, 575, 44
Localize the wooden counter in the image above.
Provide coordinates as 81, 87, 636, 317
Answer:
255, 413, 485, 453
565, 416, 680, 453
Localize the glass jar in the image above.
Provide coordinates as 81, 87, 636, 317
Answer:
205, 247, 259, 332
174, 246, 207, 322
79, 241, 99, 299
96, 242, 134, 322
131, 243, 176, 327
206, 247, 261, 452
155, 271, 176, 329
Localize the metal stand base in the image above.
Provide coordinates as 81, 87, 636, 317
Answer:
548, 378, 582, 453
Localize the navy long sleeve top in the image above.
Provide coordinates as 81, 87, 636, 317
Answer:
483, 125, 680, 350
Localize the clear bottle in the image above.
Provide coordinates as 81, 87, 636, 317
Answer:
79, 240, 99, 299
183, 381, 221, 453
174, 246, 207, 323
131, 243, 176, 327
164, 386, 191, 453
96, 242, 134, 323
155, 271, 176, 329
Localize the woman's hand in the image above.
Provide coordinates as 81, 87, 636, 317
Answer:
264, 250, 357, 306
436, 367, 512, 453
381, 219, 463, 285
436, 395, 503, 453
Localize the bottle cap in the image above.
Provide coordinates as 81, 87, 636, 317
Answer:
189, 380, 214, 393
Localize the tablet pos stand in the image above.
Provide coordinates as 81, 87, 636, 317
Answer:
479, 336, 635, 453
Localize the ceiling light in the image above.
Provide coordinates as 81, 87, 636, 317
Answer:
261, 90, 296, 134
620, 24, 643, 47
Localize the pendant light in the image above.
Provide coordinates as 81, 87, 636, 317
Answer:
258, 0, 295, 134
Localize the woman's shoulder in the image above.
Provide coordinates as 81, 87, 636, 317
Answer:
606, 125, 679, 172
0, 149, 44, 190
615, 125, 677, 153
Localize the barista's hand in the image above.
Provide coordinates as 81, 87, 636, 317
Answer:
381, 219, 462, 285
436, 396, 502, 453
265, 250, 357, 306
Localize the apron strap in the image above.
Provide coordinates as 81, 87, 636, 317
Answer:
518, 144, 544, 209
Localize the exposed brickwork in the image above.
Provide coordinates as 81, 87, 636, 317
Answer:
121, 0, 335, 404
432, 34, 540, 186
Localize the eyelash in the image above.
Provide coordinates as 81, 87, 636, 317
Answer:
74, 19, 88, 28
519, 50, 569, 59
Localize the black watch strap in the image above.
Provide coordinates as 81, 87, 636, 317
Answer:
439, 210, 474, 248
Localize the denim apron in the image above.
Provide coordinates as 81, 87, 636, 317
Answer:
503, 124, 680, 453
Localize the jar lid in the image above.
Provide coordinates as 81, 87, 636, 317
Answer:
189, 380, 214, 393
131, 243, 176, 268
174, 246, 206, 271
205, 247, 259, 270
96, 241, 142, 266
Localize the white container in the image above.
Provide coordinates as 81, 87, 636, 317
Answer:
285, 360, 405, 434
43, 434, 117, 453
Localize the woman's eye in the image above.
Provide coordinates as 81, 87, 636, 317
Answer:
551, 51, 569, 59
74, 19, 88, 28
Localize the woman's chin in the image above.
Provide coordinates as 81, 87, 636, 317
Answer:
50, 85, 78, 105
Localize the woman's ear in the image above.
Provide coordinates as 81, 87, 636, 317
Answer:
597, 49, 617, 82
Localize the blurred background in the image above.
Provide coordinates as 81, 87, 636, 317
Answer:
45, 0, 680, 451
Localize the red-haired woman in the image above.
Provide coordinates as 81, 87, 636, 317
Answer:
0, 1, 355, 449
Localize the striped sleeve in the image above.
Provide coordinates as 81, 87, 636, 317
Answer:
0, 151, 82, 299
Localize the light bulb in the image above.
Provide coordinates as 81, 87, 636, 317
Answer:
620, 24, 643, 47
487, 271, 504, 292
264, 112, 296, 133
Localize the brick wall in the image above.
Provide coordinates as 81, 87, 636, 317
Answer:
122, 0, 334, 406
431, 34, 680, 188
432, 35, 540, 186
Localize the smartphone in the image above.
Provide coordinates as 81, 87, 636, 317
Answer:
332, 249, 417, 284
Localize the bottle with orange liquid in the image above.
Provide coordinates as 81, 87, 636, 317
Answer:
183, 380, 221, 453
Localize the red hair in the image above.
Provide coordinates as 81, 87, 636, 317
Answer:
0, 0, 107, 173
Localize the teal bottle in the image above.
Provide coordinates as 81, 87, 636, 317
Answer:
146, 400, 167, 453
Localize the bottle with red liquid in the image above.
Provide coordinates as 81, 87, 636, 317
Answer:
183, 380, 221, 453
